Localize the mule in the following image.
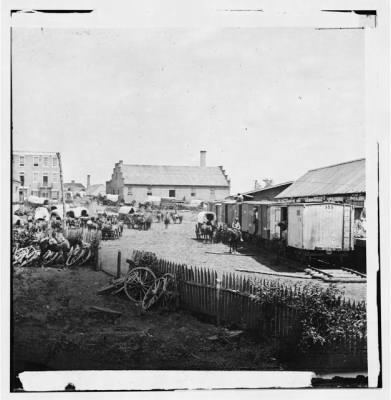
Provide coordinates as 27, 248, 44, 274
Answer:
225, 228, 240, 254
200, 223, 214, 243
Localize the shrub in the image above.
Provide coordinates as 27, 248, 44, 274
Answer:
252, 281, 366, 351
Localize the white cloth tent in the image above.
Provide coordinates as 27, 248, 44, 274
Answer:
197, 211, 216, 224
119, 206, 135, 215
35, 207, 50, 221
28, 195, 47, 206
105, 194, 119, 203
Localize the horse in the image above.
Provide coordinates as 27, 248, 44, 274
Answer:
86, 220, 99, 231
173, 214, 183, 224
200, 223, 214, 243
225, 228, 240, 253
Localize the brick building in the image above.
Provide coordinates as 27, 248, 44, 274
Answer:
12, 151, 61, 202
106, 151, 230, 204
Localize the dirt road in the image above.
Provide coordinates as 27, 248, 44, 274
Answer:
100, 212, 366, 301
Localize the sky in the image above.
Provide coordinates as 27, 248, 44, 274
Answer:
12, 27, 365, 193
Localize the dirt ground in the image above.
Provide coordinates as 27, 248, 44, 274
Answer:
100, 211, 366, 302
12, 265, 283, 389
12, 211, 367, 388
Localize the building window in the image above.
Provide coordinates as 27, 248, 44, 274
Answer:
33, 172, 38, 183
43, 157, 49, 167
19, 173, 24, 186
52, 173, 58, 183
43, 174, 48, 186
52, 157, 58, 167
147, 187, 152, 196
19, 156, 24, 167
127, 187, 133, 195
169, 189, 176, 198
210, 188, 215, 196
33, 156, 39, 167
191, 188, 196, 197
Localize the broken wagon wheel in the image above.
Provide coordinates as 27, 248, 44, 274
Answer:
142, 276, 166, 311
123, 267, 157, 303
97, 277, 125, 295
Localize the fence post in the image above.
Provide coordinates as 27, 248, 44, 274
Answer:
95, 245, 102, 271
216, 278, 222, 326
117, 251, 122, 278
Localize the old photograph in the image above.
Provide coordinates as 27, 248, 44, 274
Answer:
5, 3, 388, 394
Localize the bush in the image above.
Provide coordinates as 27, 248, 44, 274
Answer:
252, 281, 366, 351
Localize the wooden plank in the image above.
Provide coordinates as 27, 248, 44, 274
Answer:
89, 306, 122, 316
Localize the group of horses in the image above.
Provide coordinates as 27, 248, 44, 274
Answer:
126, 213, 153, 230
195, 222, 241, 253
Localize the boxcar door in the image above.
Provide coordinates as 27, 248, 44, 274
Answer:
238, 204, 243, 225
241, 204, 249, 232
287, 205, 303, 249
269, 206, 281, 240
260, 205, 270, 240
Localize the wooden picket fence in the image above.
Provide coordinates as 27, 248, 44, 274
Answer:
64, 227, 102, 245
131, 250, 367, 366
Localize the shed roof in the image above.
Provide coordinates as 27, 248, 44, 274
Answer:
242, 181, 294, 196
120, 165, 229, 187
86, 184, 106, 197
276, 158, 365, 198
64, 182, 86, 190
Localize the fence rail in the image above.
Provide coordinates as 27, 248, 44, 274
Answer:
131, 249, 367, 365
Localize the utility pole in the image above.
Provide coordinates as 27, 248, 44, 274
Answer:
56, 152, 66, 229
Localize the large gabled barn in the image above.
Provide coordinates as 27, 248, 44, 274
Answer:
106, 152, 230, 204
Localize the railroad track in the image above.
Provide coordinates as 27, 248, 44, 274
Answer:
304, 259, 366, 283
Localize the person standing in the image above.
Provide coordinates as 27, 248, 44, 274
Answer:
164, 212, 170, 229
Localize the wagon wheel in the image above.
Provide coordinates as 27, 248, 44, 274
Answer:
42, 250, 59, 266
123, 267, 157, 303
66, 246, 84, 267
77, 247, 92, 266
160, 273, 177, 307
13, 247, 28, 263
20, 248, 40, 267
142, 277, 166, 311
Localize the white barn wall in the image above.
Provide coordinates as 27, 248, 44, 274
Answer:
122, 186, 229, 204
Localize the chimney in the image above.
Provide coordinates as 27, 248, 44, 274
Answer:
200, 150, 206, 167
87, 174, 91, 188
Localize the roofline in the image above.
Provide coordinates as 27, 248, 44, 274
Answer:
242, 181, 294, 195
123, 183, 230, 188
307, 158, 365, 172
120, 163, 226, 169
13, 150, 59, 155
276, 191, 366, 199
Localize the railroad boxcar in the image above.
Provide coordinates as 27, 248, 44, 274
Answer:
287, 203, 355, 253
225, 201, 238, 227
215, 203, 223, 226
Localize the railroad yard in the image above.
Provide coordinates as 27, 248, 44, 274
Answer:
100, 211, 366, 302
10, 22, 385, 391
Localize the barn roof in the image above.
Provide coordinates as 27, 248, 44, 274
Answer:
64, 182, 86, 190
242, 181, 294, 196
120, 165, 230, 187
86, 184, 106, 197
275, 158, 365, 198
